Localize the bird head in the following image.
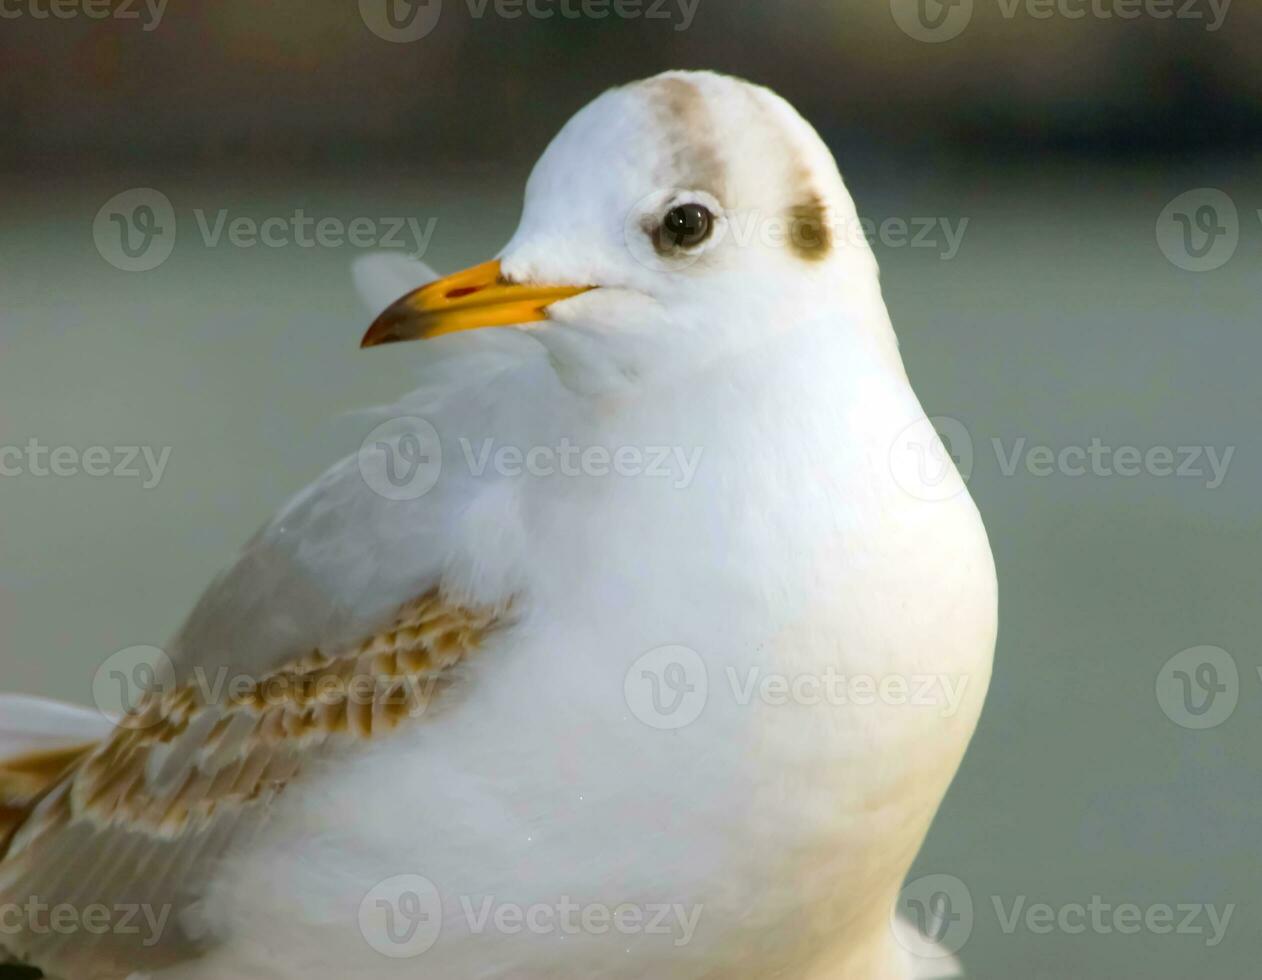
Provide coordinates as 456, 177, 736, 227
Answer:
363, 71, 885, 392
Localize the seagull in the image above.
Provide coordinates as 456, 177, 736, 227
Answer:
0, 71, 996, 979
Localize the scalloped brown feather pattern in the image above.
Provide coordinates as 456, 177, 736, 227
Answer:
0, 589, 504, 979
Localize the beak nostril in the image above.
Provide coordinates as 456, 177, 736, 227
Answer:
446, 286, 482, 300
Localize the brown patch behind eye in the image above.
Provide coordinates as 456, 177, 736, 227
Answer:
737, 84, 836, 263
786, 193, 833, 262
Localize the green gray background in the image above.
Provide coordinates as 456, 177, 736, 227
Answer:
2, 2, 1261, 976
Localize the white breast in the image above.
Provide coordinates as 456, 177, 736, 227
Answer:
168, 316, 996, 980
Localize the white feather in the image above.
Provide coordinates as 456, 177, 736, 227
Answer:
351, 252, 440, 314
0, 694, 111, 759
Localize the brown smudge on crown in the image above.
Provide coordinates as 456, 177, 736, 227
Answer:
640, 75, 727, 201
635, 73, 835, 263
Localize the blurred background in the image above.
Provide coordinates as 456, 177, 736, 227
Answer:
2, 2, 1260, 977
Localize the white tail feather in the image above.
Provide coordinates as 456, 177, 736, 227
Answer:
352, 252, 440, 315
0, 694, 112, 761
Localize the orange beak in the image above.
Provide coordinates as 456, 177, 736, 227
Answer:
361, 259, 593, 348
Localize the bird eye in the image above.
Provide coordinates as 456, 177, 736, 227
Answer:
661, 203, 713, 249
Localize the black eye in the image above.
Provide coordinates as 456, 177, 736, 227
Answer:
661, 203, 713, 249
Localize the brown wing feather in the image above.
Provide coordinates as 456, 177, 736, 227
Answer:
0, 589, 505, 980
0, 745, 96, 856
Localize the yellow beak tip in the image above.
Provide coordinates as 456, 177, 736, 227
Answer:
358, 258, 593, 350
360, 308, 409, 349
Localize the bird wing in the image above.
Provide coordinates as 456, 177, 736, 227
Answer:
0, 253, 537, 977
0, 586, 507, 979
